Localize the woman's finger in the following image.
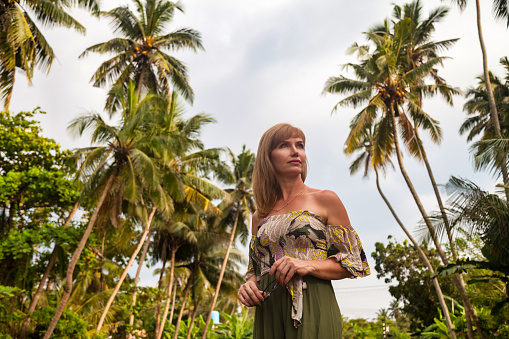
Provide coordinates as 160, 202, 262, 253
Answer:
283, 267, 295, 285
245, 282, 264, 304
241, 290, 255, 307
240, 282, 264, 306
239, 285, 254, 307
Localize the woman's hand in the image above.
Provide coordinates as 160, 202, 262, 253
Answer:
238, 277, 265, 307
269, 256, 316, 286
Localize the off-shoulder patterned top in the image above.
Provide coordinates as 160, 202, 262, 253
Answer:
245, 210, 370, 328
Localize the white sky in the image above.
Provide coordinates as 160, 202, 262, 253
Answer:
9, 0, 509, 320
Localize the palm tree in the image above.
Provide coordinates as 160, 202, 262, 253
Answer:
385, 4, 484, 335
172, 228, 240, 339
154, 214, 197, 339
323, 2, 479, 337
448, 0, 509, 140
388, 300, 402, 322
348, 125, 457, 337
461, 59, 509, 141
461, 57, 509, 199
181, 229, 228, 339
95, 206, 158, 333
80, 0, 204, 112
153, 155, 226, 338
99, 90, 217, 335
445, 177, 509, 263
201, 146, 256, 339
43, 82, 163, 339
438, 177, 509, 313
448, 0, 509, 197
0, 0, 100, 109
128, 227, 154, 334
128, 92, 219, 336
323, 8, 455, 270
154, 210, 221, 339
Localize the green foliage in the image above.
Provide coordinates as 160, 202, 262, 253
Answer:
29, 307, 90, 339
440, 177, 509, 316
0, 109, 73, 173
435, 259, 509, 316
159, 312, 253, 339
421, 305, 509, 338
375, 235, 509, 336
0, 285, 25, 337
371, 236, 458, 330
0, 109, 81, 289
213, 311, 253, 339
0, 109, 80, 221
342, 316, 411, 338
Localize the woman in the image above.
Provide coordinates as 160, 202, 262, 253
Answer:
238, 123, 370, 338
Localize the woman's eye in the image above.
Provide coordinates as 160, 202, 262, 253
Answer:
297, 143, 304, 149
279, 143, 287, 148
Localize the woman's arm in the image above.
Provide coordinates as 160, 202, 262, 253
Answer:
269, 255, 353, 285
238, 212, 265, 307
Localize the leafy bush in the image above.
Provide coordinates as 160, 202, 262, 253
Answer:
29, 307, 89, 339
0, 285, 26, 337
213, 312, 253, 339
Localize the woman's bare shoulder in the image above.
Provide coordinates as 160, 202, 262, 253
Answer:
307, 188, 342, 206
312, 189, 350, 225
313, 189, 341, 201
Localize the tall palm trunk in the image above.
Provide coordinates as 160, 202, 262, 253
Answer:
389, 107, 448, 261
174, 272, 194, 339
375, 170, 457, 338
201, 201, 241, 339
136, 66, 146, 98
155, 241, 168, 339
21, 201, 80, 335
43, 174, 116, 339
186, 300, 201, 339
169, 280, 178, 327
100, 230, 106, 291
414, 128, 485, 338
96, 206, 157, 333
413, 129, 458, 257
156, 247, 177, 339
128, 229, 153, 339
45, 278, 52, 292
389, 108, 477, 339
475, 0, 502, 138
29, 148, 114, 335
474, 0, 509, 200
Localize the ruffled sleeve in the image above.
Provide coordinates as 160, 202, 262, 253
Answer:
326, 224, 370, 278
244, 235, 256, 281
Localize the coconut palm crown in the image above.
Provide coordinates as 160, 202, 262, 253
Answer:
323, 25, 458, 166
0, 0, 100, 109
80, 0, 204, 112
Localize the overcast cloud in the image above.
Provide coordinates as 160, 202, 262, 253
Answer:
9, 0, 509, 319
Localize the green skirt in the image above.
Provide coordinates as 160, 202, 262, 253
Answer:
253, 274, 342, 339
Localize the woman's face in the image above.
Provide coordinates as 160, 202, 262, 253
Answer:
270, 136, 306, 177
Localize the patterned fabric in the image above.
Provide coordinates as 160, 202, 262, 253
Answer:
245, 210, 370, 327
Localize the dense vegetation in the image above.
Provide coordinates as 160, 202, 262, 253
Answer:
1, 0, 508, 338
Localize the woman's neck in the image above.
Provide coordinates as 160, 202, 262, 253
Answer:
277, 176, 306, 201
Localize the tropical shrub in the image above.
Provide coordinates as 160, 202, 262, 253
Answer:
29, 307, 89, 338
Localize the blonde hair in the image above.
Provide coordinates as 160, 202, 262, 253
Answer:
252, 123, 307, 218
